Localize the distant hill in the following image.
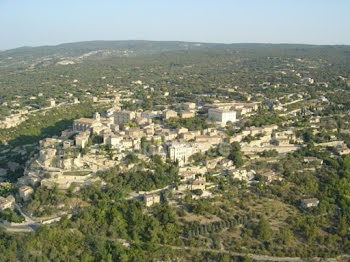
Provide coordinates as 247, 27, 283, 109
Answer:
0, 40, 349, 69
0, 40, 215, 69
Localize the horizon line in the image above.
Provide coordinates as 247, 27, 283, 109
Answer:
2, 39, 350, 52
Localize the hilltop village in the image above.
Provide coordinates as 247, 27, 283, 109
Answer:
18, 100, 261, 204
1, 43, 350, 260
2, 85, 348, 220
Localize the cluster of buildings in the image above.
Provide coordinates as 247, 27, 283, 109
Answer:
228, 124, 300, 153
14, 93, 339, 212
0, 183, 34, 213
18, 95, 304, 197
15, 99, 261, 204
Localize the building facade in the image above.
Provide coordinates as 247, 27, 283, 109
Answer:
114, 111, 136, 125
168, 142, 192, 166
208, 108, 236, 124
163, 110, 178, 119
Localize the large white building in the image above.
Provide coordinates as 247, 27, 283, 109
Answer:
208, 108, 236, 124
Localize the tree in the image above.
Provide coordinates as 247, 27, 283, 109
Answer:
279, 227, 293, 244
231, 141, 241, 152
229, 151, 244, 168
256, 217, 272, 241
229, 141, 244, 167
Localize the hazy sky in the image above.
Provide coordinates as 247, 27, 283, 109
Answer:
1, 0, 349, 50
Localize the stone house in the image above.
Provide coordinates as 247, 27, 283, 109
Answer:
259, 171, 279, 183
180, 132, 196, 141
163, 110, 178, 119
182, 102, 196, 110
300, 198, 319, 209
127, 128, 144, 138
75, 131, 90, 149
144, 194, 161, 207
73, 118, 99, 132
103, 133, 122, 148
176, 127, 189, 135
18, 186, 34, 201
274, 138, 290, 146
191, 177, 206, 191
205, 157, 224, 169
114, 110, 136, 125
303, 157, 323, 165
0, 195, 15, 211
178, 166, 207, 181
217, 158, 234, 168
180, 111, 195, 119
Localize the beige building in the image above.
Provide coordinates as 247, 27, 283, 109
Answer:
121, 139, 133, 149
195, 135, 222, 145
63, 140, 73, 149
144, 193, 161, 207
176, 127, 188, 135
163, 131, 178, 141
191, 177, 206, 191
38, 148, 57, 168
144, 126, 155, 137
18, 186, 34, 201
0, 195, 15, 211
141, 111, 160, 119
73, 118, 99, 132
260, 171, 279, 183
127, 128, 144, 138
272, 130, 295, 141
40, 138, 61, 149
179, 166, 207, 181
103, 133, 122, 148
301, 198, 319, 209
274, 138, 290, 146
48, 98, 56, 107
163, 110, 178, 119
180, 132, 196, 141
182, 102, 196, 110
336, 144, 350, 155
205, 102, 258, 112
75, 131, 90, 148
114, 111, 136, 125
191, 141, 212, 154
180, 111, 195, 119
303, 157, 323, 165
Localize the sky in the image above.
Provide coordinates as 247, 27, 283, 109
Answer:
0, 0, 349, 50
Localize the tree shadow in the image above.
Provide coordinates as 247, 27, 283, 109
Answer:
7, 119, 74, 147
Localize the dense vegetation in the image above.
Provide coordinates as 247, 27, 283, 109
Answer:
165, 116, 211, 131
0, 102, 106, 146
98, 156, 179, 192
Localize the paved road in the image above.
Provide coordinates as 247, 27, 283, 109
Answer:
0, 204, 71, 232
0, 204, 40, 232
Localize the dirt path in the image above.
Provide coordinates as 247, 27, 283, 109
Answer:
162, 244, 347, 262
